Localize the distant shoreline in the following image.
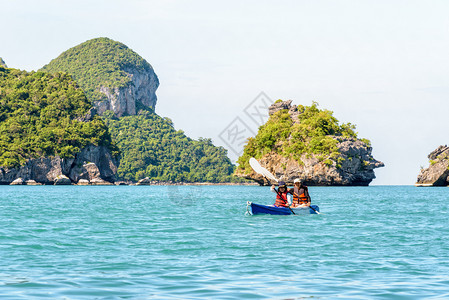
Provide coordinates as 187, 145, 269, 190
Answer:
2, 181, 260, 186
131, 182, 259, 186
4, 182, 442, 187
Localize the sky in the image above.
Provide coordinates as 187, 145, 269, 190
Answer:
1, 0, 448, 185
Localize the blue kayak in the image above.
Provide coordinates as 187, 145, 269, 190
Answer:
246, 201, 320, 215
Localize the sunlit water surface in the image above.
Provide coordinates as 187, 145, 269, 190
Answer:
0, 185, 448, 299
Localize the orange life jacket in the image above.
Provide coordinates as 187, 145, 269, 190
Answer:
275, 191, 290, 207
292, 186, 309, 205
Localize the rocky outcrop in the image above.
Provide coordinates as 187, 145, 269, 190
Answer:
10, 178, 24, 185
136, 177, 152, 185
416, 145, 449, 186
269, 100, 302, 123
0, 57, 7, 68
77, 107, 97, 122
0, 145, 118, 185
237, 100, 384, 186
96, 66, 159, 117
269, 100, 293, 116
54, 175, 72, 185
114, 181, 128, 185
26, 180, 42, 186
90, 178, 114, 185
77, 179, 90, 185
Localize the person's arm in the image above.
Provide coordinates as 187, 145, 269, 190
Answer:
271, 185, 277, 193
287, 193, 292, 206
287, 189, 294, 206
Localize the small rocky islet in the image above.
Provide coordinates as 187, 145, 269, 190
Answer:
235, 100, 384, 186
416, 145, 449, 187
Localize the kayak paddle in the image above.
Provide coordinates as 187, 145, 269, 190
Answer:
249, 157, 278, 184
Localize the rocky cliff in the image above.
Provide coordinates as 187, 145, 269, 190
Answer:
40, 37, 159, 117
236, 100, 384, 186
96, 65, 159, 117
0, 145, 118, 185
416, 145, 449, 186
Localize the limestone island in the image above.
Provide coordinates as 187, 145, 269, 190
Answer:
416, 145, 449, 187
0, 38, 239, 185
235, 100, 384, 186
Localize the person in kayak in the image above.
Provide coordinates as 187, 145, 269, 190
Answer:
290, 178, 311, 207
271, 181, 292, 207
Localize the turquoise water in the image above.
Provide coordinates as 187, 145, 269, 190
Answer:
0, 185, 448, 299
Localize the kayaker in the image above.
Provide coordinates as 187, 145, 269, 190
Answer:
271, 181, 292, 207
290, 178, 311, 207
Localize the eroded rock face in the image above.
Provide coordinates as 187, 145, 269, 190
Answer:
54, 175, 72, 185
269, 100, 293, 116
237, 100, 384, 186
68, 145, 118, 183
269, 100, 301, 124
416, 145, 449, 186
1, 157, 72, 184
239, 141, 384, 186
0, 145, 118, 185
96, 66, 159, 117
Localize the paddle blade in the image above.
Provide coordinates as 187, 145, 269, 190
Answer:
249, 157, 278, 182
249, 157, 262, 172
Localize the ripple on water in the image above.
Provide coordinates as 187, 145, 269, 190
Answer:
0, 185, 448, 299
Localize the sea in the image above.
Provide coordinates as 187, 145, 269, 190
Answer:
0, 185, 448, 299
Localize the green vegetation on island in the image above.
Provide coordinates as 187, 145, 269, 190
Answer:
38, 37, 239, 183
40, 37, 157, 105
103, 110, 239, 182
237, 101, 369, 173
0, 66, 117, 169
